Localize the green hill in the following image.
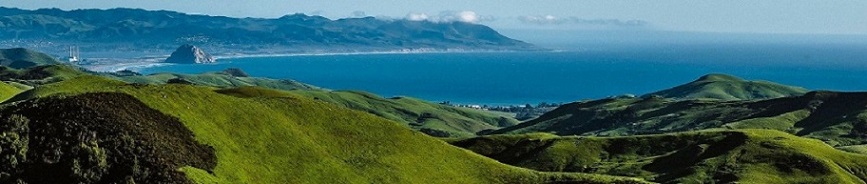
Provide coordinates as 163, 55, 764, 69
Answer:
643, 74, 808, 101
4, 75, 647, 183
452, 129, 867, 183
0, 48, 62, 69
492, 91, 867, 147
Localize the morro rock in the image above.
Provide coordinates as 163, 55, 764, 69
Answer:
165, 44, 216, 64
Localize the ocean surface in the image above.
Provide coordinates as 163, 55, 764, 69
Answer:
137, 43, 867, 105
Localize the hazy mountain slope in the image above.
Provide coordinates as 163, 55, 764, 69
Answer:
644, 74, 808, 101
0, 48, 61, 69
10, 76, 647, 183
0, 7, 535, 51
492, 91, 867, 146
452, 129, 867, 183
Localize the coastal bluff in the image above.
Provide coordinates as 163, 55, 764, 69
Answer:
165, 44, 216, 64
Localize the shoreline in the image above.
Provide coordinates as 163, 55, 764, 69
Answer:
211, 48, 529, 59
81, 48, 541, 72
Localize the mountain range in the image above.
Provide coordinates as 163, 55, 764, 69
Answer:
0, 7, 536, 54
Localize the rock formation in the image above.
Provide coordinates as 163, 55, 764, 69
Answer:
164, 44, 216, 64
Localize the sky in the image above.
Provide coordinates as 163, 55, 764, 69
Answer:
1, 0, 866, 35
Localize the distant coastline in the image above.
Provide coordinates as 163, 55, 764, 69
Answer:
213, 48, 527, 59
80, 48, 531, 72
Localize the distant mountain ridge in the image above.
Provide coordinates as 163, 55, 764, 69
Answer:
0, 7, 536, 52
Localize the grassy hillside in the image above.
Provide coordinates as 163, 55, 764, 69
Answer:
115, 71, 517, 137
0, 48, 62, 69
288, 90, 519, 137
8, 76, 647, 183
493, 91, 867, 147
644, 74, 808, 101
452, 129, 867, 183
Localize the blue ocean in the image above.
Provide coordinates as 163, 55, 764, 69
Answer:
138, 42, 867, 105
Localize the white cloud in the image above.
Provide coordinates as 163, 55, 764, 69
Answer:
404, 11, 494, 23
459, 11, 479, 22
439, 11, 479, 23
405, 13, 429, 21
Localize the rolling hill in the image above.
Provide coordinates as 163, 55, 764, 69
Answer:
643, 74, 808, 101
452, 129, 867, 183
2, 75, 647, 183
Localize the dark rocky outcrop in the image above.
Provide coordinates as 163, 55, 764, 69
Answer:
0, 93, 216, 183
164, 44, 215, 64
